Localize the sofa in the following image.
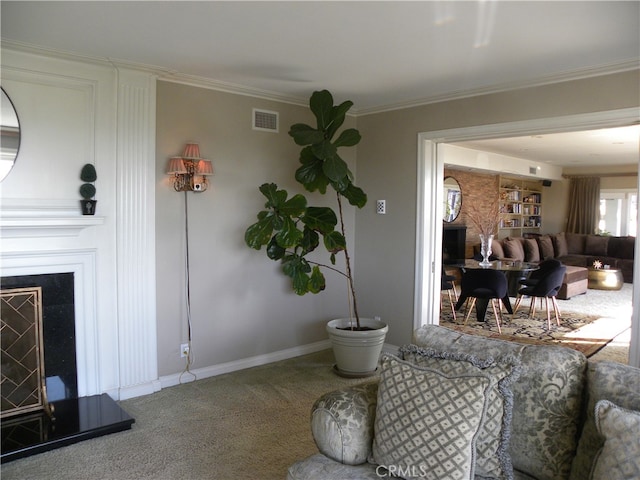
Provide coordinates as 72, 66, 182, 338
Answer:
489, 232, 635, 284
287, 325, 640, 480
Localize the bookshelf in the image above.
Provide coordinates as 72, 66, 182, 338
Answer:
498, 175, 543, 238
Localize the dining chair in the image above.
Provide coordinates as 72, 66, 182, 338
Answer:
460, 269, 508, 333
441, 272, 458, 321
513, 263, 567, 329
518, 258, 563, 289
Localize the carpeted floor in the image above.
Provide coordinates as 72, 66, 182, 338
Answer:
1, 350, 365, 480
440, 283, 633, 358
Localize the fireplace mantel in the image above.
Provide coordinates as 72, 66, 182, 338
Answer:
0, 199, 104, 238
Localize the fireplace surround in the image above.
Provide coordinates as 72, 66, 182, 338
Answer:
1, 272, 134, 462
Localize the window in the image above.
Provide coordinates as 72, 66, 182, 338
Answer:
599, 190, 637, 236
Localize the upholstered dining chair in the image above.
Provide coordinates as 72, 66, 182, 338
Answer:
460, 268, 508, 333
513, 263, 567, 329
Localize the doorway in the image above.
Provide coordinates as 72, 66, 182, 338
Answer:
414, 107, 640, 367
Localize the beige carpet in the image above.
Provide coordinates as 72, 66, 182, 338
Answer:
1, 350, 365, 480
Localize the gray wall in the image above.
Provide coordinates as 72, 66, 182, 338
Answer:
155, 82, 358, 376
355, 70, 640, 347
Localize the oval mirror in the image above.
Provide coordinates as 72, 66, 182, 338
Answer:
1, 87, 21, 182
443, 176, 462, 222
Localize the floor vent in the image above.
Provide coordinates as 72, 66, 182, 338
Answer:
253, 109, 279, 132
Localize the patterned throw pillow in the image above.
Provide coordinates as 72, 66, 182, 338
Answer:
371, 354, 490, 480
400, 344, 520, 480
590, 400, 640, 480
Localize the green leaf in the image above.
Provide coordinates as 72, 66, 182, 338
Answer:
275, 216, 303, 248
300, 227, 320, 254
326, 101, 353, 139
295, 148, 329, 193
281, 194, 307, 217
310, 90, 334, 130
308, 266, 326, 293
289, 123, 324, 146
302, 207, 337, 234
341, 183, 367, 208
258, 183, 285, 208
311, 139, 337, 160
324, 230, 346, 254
266, 235, 285, 260
245, 215, 275, 249
333, 128, 361, 148
322, 155, 349, 183
282, 255, 311, 295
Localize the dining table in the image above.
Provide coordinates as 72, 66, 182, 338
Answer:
454, 259, 539, 322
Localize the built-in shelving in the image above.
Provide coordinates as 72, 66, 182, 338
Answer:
498, 176, 543, 238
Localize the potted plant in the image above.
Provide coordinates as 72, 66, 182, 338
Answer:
79, 163, 97, 215
245, 90, 387, 377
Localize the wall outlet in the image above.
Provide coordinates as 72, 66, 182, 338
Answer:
180, 343, 190, 358
376, 200, 386, 214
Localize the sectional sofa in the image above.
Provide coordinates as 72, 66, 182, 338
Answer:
490, 232, 635, 283
287, 325, 640, 480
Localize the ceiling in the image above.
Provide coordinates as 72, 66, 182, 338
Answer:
1, 1, 639, 167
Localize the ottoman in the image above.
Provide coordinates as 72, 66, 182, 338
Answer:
557, 265, 588, 300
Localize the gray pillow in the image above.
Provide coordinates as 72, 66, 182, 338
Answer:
590, 400, 640, 479
400, 344, 520, 479
372, 354, 490, 479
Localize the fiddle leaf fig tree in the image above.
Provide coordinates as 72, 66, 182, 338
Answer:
245, 90, 367, 328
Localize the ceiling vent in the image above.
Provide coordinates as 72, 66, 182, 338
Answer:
253, 109, 279, 133
529, 166, 538, 175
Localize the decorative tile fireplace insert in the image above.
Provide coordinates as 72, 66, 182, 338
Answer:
1, 273, 134, 463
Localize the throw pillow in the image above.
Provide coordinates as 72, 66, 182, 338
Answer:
400, 344, 520, 480
565, 233, 586, 254
503, 237, 525, 261
524, 238, 540, 263
585, 235, 609, 256
552, 232, 569, 257
371, 354, 490, 480
590, 400, 640, 480
536, 235, 555, 260
491, 239, 505, 259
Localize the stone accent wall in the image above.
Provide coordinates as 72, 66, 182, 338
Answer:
444, 168, 499, 257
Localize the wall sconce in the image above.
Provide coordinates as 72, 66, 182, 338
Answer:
167, 143, 213, 192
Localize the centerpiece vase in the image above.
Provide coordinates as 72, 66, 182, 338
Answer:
479, 234, 494, 267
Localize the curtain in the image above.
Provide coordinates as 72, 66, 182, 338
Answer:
566, 177, 600, 234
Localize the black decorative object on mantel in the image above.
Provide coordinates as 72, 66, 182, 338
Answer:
79, 163, 97, 215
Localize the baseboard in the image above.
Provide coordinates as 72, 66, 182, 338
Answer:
158, 339, 332, 389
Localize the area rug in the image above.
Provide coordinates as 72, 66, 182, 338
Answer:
440, 299, 631, 357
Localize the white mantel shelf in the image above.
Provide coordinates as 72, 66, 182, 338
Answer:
0, 199, 105, 238
1, 215, 105, 238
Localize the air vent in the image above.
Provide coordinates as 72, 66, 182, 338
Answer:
253, 109, 279, 132
529, 166, 538, 175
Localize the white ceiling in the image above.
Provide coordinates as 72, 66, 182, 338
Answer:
1, 1, 639, 166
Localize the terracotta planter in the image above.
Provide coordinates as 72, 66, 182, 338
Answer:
326, 317, 388, 378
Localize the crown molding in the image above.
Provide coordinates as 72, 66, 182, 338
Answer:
3, 39, 637, 117
357, 60, 640, 116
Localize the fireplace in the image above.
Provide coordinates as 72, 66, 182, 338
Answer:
1, 273, 134, 462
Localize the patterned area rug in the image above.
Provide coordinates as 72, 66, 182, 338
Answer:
440, 296, 631, 357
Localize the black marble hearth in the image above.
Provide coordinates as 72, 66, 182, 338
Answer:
1, 394, 135, 462
1, 273, 135, 462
